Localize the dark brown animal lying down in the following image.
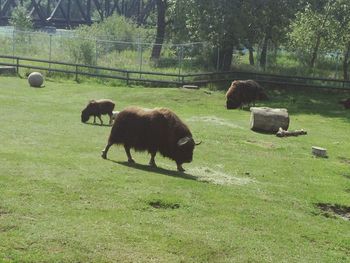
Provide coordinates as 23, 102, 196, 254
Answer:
81, 99, 115, 125
101, 106, 201, 171
225, 80, 268, 109
339, 98, 350, 109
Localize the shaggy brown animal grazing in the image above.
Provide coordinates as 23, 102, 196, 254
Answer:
225, 80, 268, 109
101, 107, 201, 171
81, 99, 115, 125
339, 98, 350, 109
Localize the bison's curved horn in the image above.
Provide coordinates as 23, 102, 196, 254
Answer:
195, 141, 202, 146
177, 136, 192, 146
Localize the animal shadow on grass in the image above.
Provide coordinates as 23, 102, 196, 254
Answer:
111, 160, 198, 181
83, 122, 112, 127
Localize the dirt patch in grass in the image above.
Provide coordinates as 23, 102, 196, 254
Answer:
316, 203, 350, 221
338, 156, 350, 165
245, 139, 275, 149
148, 200, 180, 210
189, 166, 254, 185
0, 207, 10, 217
342, 174, 350, 180
187, 116, 244, 129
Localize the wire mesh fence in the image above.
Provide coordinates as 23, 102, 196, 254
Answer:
0, 29, 347, 80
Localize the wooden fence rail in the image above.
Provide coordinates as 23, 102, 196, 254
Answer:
1, 55, 350, 90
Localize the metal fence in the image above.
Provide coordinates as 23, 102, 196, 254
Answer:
1, 55, 350, 90
0, 29, 348, 80
0, 29, 214, 74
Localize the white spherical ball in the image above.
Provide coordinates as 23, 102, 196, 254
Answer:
28, 72, 44, 87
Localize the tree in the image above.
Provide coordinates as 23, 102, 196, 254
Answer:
330, 0, 350, 80
173, 0, 243, 71
9, 5, 33, 31
150, 0, 167, 61
288, 1, 337, 68
250, 0, 300, 69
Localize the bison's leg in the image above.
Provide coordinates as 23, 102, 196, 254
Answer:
97, 115, 103, 125
93, 115, 96, 124
176, 162, 185, 172
124, 145, 135, 163
108, 112, 113, 125
149, 151, 157, 167
101, 142, 113, 159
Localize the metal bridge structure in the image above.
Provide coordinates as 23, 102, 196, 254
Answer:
0, 0, 154, 28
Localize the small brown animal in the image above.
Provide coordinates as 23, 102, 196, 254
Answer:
339, 98, 350, 109
101, 106, 201, 172
81, 99, 115, 125
226, 80, 268, 109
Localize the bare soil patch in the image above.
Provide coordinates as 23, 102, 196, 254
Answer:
0, 207, 10, 217
342, 174, 350, 180
148, 200, 180, 210
316, 203, 350, 221
245, 139, 275, 149
338, 156, 350, 165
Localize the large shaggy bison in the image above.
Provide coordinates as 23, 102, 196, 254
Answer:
81, 99, 115, 125
226, 80, 268, 109
101, 107, 201, 171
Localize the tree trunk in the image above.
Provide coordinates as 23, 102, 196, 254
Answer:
259, 35, 268, 69
310, 35, 321, 68
343, 43, 350, 81
218, 43, 234, 71
151, 0, 166, 61
248, 47, 254, 66
250, 107, 290, 133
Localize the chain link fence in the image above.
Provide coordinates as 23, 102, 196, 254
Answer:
0, 29, 347, 80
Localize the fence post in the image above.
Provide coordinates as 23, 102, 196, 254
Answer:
75, 65, 79, 82
49, 34, 52, 72
95, 38, 98, 66
335, 52, 340, 79
126, 72, 129, 85
138, 39, 143, 78
216, 46, 220, 72
178, 45, 183, 80
16, 57, 19, 74
12, 30, 15, 61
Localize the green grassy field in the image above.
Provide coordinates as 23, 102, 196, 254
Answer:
0, 76, 349, 262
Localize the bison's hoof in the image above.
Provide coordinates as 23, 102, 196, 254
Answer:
128, 158, 135, 163
101, 151, 107, 159
177, 166, 185, 172
149, 161, 157, 167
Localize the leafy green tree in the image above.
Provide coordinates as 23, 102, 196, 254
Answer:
172, 0, 243, 71
251, 0, 300, 69
288, 1, 337, 68
9, 5, 33, 31
331, 0, 350, 80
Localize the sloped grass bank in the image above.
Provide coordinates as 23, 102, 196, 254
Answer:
0, 77, 349, 262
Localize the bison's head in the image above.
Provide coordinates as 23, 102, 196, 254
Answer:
175, 136, 201, 164
226, 98, 241, 109
81, 109, 90, 123
81, 100, 96, 123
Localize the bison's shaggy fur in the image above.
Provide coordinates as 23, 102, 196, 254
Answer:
81, 99, 115, 125
339, 98, 350, 109
101, 107, 200, 171
226, 80, 268, 109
